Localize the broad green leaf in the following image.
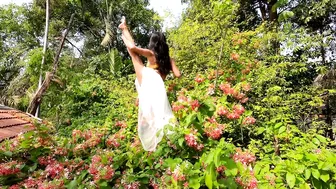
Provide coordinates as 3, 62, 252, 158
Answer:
29, 163, 37, 172
312, 138, 320, 146
312, 169, 320, 179
206, 151, 214, 164
299, 183, 310, 189
197, 112, 204, 122
286, 172, 296, 188
274, 122, 282, 129
256, 127, 265, 135
186, 112, 197, 126
320, 174, 330, 182
67, 179, 78, 189
322, 163, 333, 171
178, 138, 184, 147
305, 169, 311, 180
316, 135, 327, 143
278, 126, 286, 134
205, 163, 215, 189
214, 148, 221, 167
189, 176, 201, 189
3, 151, 12, 157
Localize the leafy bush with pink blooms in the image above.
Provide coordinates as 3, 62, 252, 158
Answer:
1, 0, 336, 189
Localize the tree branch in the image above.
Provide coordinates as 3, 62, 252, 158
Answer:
27, 14, 75, 115
65, 38, 83, 55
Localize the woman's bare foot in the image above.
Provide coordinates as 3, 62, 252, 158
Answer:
118, 16, 127, 30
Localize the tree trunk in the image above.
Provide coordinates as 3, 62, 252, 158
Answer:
36, 0, 50, 117
268, 0, 278, 22
27, 14, 75, 115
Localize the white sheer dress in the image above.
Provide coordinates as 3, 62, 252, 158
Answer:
135, 67, 174, 151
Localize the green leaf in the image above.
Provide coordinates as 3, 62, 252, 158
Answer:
256, 127, 265, 135
278, 126, 286, 134
3, 151, 12, 157
299, 183, 310, 189
205, 151, 214, 164
312, 169, 320, 179
67, 179, 78, 189
224, 159, 238, 176
189, 176, 201, 189
322, 163, 333, 171
203, 99, 216, 112
312, 138, 320, 146
278, 10, 294, 22
320, 174, 330, 182
274, 122, 282, 129
304, 169, 311, 180
185, 112, 197, 126
205, 163, 215, 189
178, 138, 184, 147
214, 148, 221, 167
197, 112, 204, 122
99, 181, 109, 189
286, 172, 296, 188
316, 135, 327, 143
29, 163, 37, 172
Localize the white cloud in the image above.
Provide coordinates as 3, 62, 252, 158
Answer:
149, 0, 187, 29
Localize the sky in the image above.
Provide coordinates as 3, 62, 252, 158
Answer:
0, 0, 186, 29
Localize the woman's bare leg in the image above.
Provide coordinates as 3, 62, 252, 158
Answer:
119, 17, 135, 46
119, 17, 144, 84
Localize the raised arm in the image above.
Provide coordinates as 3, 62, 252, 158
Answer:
128, 45, 154, 59
170, 58, 181, 78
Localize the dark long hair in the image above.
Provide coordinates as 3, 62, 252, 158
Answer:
148, 32, 172, 76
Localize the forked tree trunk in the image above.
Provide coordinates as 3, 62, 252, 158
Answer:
27, 14, 75, 115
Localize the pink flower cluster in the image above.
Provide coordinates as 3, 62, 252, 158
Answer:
88, 155, 115, 182
54, 147, 68, 156
115, 121, 127, 128
122, 182, 140, 189
195, 74, 205, 83
172, 94, 201, 112
45, 162, 64, 179
18, 177, 42, 189
0, 161, 21, 176
204, 117, 225, 140
38, 156, 64, 179
172, 167, 186, 182
216, 165, 227, 174
172, 103, 185, 112
190, 100, 200, 111
185, 131, 204, 151
219, 104, 245, 120
232, 148, 256, 166
242, 83, 251, 91
72, 130, 104, 154
106, 136, 120, 148
242, 116, 256, 125
207, 84, 215, 95
219, 83, 249, 103
235, 176, 257, 189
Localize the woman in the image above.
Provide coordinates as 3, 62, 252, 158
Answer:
119, 17, 181, 151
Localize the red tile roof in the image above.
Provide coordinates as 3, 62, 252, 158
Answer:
0, 105, 37, 142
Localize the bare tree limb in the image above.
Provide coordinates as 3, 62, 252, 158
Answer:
27, 14, 75, 115
65, 38, 83, 55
